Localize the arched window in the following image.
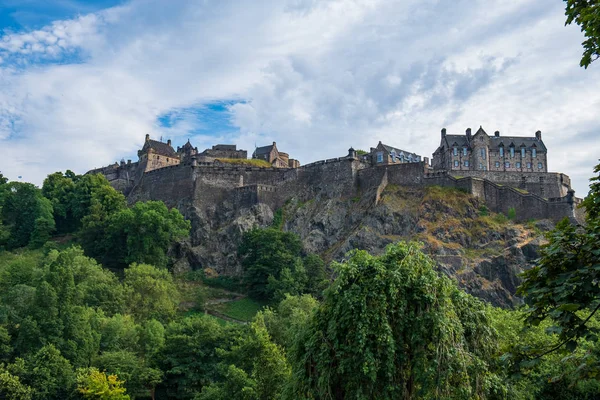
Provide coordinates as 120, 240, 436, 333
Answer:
521, 148, 525, 158
499, 145, 504, 157
510, 147, 515, 158
453, 147, 458, 156
532, 148, 537, 158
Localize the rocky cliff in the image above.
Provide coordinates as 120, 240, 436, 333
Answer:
173, 183, 550, 308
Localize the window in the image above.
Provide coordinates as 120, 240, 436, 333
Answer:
532, 148, 537, 158
390, 151, 396, 162
499, 147, 504, 157
495, 161, 500, 168
505, 162, 510, 168
521, 148, 525, 158
516, 162, 521, 168
538, 162, 543, 169
463, 147, 467, 156
510, 147, 515, 158
454, 160, 459, 167
377, 152, 383, 163
453, 147, 458, 156
479, 163, 483, 170
480, 148, 486, 159
464, 161, 469, 167
527, 162, 531, 168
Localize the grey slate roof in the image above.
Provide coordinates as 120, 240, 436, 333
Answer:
143, 139, 178, 157
254, 144, 274, 157
441, 133, 546, 152
381, 144, 421, 159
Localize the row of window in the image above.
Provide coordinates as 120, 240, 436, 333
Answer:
453, 147, 538, 158
453, 160, 544, 169
376, 152, 416, 163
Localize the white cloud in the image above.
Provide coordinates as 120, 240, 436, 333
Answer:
0, 0, 598, 196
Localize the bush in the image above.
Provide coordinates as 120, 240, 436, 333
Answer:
508, 207, 517, 220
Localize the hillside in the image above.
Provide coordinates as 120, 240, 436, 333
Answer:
176, 184, 549, 308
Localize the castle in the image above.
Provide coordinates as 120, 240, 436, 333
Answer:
87, 127, 582, 224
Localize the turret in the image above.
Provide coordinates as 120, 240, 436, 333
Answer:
348, 147, 357, 159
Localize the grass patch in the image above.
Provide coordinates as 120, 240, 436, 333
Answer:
215, 158, 272, 168
212, 298, 266, 322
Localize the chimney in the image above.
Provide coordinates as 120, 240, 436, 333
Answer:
466, 128, 472, 138
535, 130, 542, 140
424, 156, 430, 166
167, 139, 172, 146
145, 134, 150, 141
127, 159, 131, 164
273, 141, 276, 146
494, 131, 500, 137
441, 128, 446, 138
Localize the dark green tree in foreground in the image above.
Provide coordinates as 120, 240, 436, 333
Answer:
287, 242, 505, 400
82, 200, 190, 269
518, 161, 600, 376
564, 0, 600, 68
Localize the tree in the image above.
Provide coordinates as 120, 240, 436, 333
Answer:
83, 201, 189, 269
21, 345, 76, 400
260, 294, 318, 350
518, 161, 600, 377
123, 264, 180, 323
76, 368, 130, 400
239, 228, 304, 300
564, 0, 600, 68
1, 183, 55, 249
287, 242, 504, 400
42, 172, 77, 233
195, 365, 258, 400
0, 366, 33, 400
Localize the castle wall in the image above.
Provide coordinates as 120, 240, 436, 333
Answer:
448, 170, 570, 198
144, 153, 180, 172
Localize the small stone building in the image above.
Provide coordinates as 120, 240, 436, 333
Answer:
252, 142, 300, 168
138, 134, 181, 172
432, 127, 548, 172
199, 144, 247, 160
368, 141, 422, 165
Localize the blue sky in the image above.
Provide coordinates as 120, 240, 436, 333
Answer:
0, 0, 599, 196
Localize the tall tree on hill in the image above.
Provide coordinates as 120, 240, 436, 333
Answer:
518, 161, 600, 378
564, 0, 600, 68
1, 183, 55, 249
287, 242, 505, 400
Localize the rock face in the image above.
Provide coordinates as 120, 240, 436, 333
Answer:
179, 184, 550, 308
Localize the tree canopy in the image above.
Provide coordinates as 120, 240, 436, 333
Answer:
564, 0, 600, 68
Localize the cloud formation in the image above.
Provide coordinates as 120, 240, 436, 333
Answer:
0, 0, 598, 195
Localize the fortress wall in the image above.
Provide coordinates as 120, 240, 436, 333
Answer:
193, 165, 290, 188
87, 161, 140, 195
448, 170, 571, 198
130, 164, 195, 210
357, 162, 427, 190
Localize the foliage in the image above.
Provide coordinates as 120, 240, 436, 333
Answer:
124, 263, 180, 323
507, 207, 517, 220
83, 201, 189, 269
564, 0, 600, 68
76, 368, 130, 400
518, 161, 600, 377
355, 149, 368, 156
21, 345, 76, 400
211, 298, 265, 322
261, 294, 318, 350
1, 183, 55, 249
214, 158, 272, 168
0, 365, 33, 400
195, 365, 258, 400
287, 242, 505, 399
239, 228, 303, 300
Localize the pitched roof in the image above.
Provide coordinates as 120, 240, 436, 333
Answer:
254, 144, 274, 156
142, 139, 178, 157
440, 133, 546, 152
381, 143, 421, 159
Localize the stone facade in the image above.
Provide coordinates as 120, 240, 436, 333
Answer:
138, 134, 181, 172
252, 142, 300, 168
433, 127, 548, 173
367, 141, 422, 166
198, 144, 247, 161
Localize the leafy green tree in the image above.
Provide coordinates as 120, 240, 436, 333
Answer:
98, 314, 141, 354
159, 316, 242, 399
1, 183, 55, 249
287, 242, 504, 400
84, 201, 189, 269
239, 228, 304, 300
260, 294, 318, 350
195, 365, 258, 400
266, 259, 307, 302
21, 345, 76, 400
0, 366, 33, 400
94, 350, 162, 400
123, 264, 180, 323
518, 161, 600, 377
564, 0, 600, 68
76, 367, 130, 400
302, 253, 328, 297
42, 172, 77, 233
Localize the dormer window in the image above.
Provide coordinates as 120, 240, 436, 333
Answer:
499, 147, 504, 157
510, 147, 515, 158
463, 147, 467, 156
521, 148, 526, 158
532, 148, 537, 158
377, 152, 383, 163
453, 147, 458, 156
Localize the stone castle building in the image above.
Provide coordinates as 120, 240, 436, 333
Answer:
87, 128, 582, 225
432, 127, 547, 173
252, 142, 300, 168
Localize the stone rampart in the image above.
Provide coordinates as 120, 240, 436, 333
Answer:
448, 170, 570, 198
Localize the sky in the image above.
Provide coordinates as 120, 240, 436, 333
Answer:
0, 0, 598, 196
